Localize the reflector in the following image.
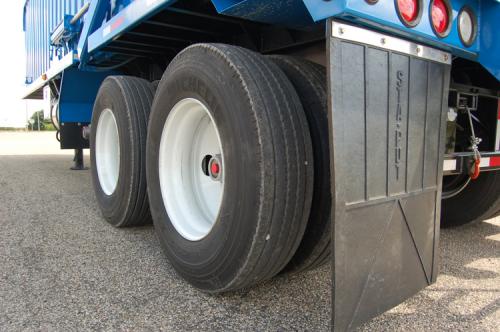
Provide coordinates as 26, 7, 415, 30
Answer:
458, 7, 476, 46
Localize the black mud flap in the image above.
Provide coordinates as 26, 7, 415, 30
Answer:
327, 20, 451, 331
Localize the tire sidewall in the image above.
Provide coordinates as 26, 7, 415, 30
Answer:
442, 171, 500, 227
90, 79, 135, 226
147, 56, 262, 288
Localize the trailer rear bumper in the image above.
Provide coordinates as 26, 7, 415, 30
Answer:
444, 152, 500, 175
327, 20, 451, 331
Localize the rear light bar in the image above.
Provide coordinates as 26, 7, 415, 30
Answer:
390, 0, 478, 44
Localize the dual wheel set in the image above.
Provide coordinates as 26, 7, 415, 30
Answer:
90, 44, 331, 292
89, 43, 500, 292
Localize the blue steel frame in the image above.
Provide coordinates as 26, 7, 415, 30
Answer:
23, 0, 500, 115
24, 0, 500, 88
77, 0, 110, 67
81, 0, 499, 80
86, 0, 176, 56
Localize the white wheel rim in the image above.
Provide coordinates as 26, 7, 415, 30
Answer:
95, 109, 120, 196
159, 98, 225, 241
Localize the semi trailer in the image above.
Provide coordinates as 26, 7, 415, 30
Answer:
22, 0, 500, 330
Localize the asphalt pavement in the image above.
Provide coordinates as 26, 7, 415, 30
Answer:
0, 132, 498, 331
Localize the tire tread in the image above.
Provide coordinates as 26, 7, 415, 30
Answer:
91, 76, 154, 227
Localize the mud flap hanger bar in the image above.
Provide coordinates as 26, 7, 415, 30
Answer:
328, 20, 451, 331
331, 21, 452, 66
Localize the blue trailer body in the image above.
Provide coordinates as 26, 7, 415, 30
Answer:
23, 0, 500, 97
23, 0, 86, 85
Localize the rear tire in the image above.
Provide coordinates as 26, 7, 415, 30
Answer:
90, 76, 154, 227
269, 56, 331, 273
441, 171, 500, 227
489, 210, 500, 219
147, 44, 314, 292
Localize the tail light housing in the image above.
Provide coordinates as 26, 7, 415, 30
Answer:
430, 0, 452, 37
396, 0, 422, 27
458, 7, 477, 46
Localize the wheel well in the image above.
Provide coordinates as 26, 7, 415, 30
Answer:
102, 1, 326, 78
452, 57, 500, 90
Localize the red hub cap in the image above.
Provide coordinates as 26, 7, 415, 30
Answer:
211, 161, 220, 176
208, 156, 222, 180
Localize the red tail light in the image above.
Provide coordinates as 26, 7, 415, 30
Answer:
396, 0, 420, 26
431, 0, 451, 37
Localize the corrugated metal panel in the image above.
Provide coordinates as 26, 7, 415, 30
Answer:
24, 0, 86, 84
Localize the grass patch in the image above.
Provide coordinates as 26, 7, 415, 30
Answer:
0, 127, 27, 132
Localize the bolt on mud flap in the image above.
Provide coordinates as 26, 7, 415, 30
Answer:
327, 20, 451, 331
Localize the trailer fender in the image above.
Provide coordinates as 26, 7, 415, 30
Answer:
58, 68, 114, 149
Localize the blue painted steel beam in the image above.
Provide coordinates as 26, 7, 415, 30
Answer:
77, 0, 111, 68
87, 0, 176, 55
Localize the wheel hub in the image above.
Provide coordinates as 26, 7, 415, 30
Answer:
95, 108, 120, 196
208, 155, 222, 180
158, 98, 225, 241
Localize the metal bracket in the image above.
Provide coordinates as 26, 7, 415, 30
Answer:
331, 21, 452, 65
